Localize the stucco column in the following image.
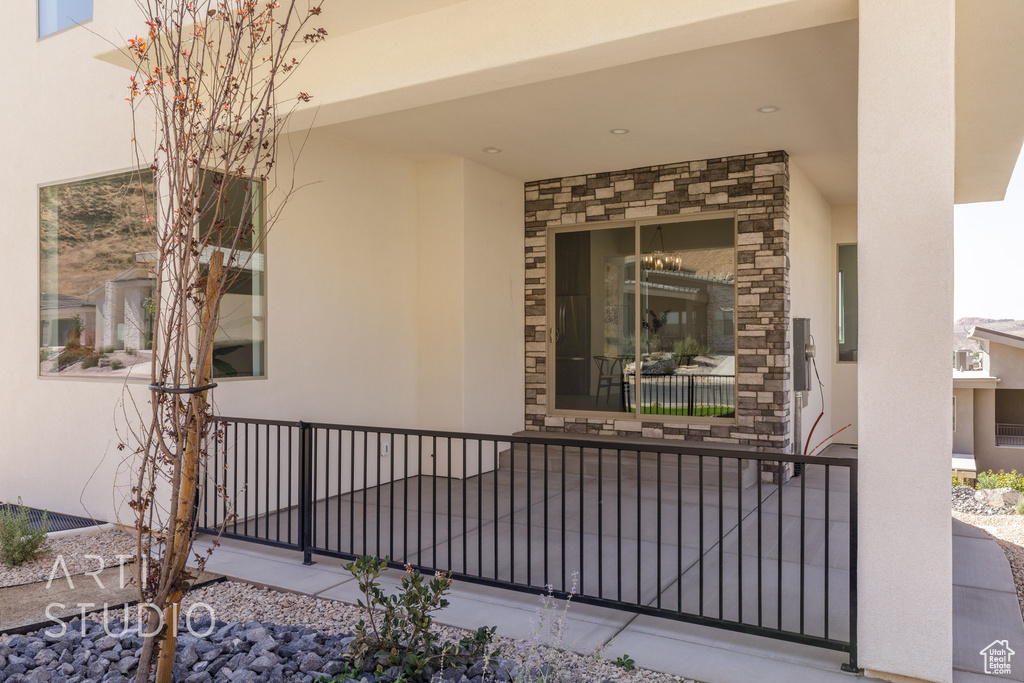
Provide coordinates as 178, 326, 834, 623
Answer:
858, 1, 954, 682
123, 287, 145, 351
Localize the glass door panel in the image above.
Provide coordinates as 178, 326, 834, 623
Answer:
635, 219, 736, 417
553, 226, 634, 413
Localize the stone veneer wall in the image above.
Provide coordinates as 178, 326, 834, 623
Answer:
524, 151, 791, 451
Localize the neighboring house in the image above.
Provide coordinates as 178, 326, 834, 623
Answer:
39, 293, 96, 347
954, 326, 1024, 475
3, 2, 1024, 683
86, 263, 153, 352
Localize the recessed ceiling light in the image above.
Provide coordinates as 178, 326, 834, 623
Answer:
483, 147, 502, 154
757, 105, 781, 114
609, 128, 630, 135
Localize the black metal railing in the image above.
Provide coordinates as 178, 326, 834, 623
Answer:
996, 423, 1024, 447
624, 374, 735, 417
199, 417, 857, 670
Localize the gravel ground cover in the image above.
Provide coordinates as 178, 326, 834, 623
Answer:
0, 530, 136, 589
951, 485, 1005, 516
0, 531, 701, 683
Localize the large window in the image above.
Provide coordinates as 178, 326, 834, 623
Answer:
551, 216, 736, 419
38, 0, 92, 37
837, 244, 858, 362
39, 170, 265, 379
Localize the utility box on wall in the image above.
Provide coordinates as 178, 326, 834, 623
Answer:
794, 318, 812, 393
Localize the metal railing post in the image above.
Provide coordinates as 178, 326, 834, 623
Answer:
297, 421, 314, 565
842, 460, 860, 673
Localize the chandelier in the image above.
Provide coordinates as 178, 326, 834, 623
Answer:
641, 226, 683, 271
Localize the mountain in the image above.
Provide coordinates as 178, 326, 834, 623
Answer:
954, 317, 1024, 351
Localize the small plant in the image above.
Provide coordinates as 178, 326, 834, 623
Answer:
511, 575, 605, 683
100, 344, 116, 354
82, 354, 100, 370
124, 347, 137, 356
977, 469, 1024, 492
53, 345, 94, 371
111, 360, 125, 370
0, 497, 49, 566
672, 336, 712, 365
614, 654, 636, 671
1015, 496, 1024, 516
318, 661, 360, 683
345, 556, 497, 680
952, 474, 967, 487
39, 348, 51, 363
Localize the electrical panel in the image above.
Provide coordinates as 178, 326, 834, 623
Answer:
794, 318, 813, 393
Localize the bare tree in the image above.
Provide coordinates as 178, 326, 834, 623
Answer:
120, 2, 325, 680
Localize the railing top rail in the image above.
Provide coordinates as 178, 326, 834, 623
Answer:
210, 415, 857, 467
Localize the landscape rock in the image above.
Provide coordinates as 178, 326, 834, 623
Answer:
975, 487, 1021, 509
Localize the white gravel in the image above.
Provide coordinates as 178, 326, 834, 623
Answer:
94, 580, 703, 683
0, 528, 136, 588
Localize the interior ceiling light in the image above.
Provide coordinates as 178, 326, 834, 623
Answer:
483, 147, 502, 154
609, 128, 630, 135
757, 105, 781, 114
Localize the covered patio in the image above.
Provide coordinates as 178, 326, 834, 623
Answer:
200, 419, 856, 664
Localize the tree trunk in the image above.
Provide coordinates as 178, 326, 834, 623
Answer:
153, 251, 224, 683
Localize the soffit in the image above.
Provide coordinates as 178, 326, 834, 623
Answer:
318, 0, 469, 38
954, 0, 1024, 204
321, 21, 860, 204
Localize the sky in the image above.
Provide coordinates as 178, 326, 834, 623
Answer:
954, 144, 1024, 321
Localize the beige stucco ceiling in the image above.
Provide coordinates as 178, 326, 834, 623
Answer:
322, 21, 860, 204
317, 0, 469, 39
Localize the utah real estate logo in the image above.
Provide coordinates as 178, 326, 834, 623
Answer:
981, 640, 1016, 675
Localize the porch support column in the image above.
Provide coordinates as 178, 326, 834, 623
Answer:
858, 1, 954, 682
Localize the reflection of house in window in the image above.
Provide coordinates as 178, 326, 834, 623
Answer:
39, 293, 96, 347
624, 266, 736, 354
87, 260, 154, 351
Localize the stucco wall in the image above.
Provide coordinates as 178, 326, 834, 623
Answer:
0, 6, 526, 521
830, 204, 858, 444
857, 1, 955, 679
0, 0, 162, 524
989, 342, 1024, 388
789, 162, 834, 454
462, 160, 527, 436
953, 387, 975, 454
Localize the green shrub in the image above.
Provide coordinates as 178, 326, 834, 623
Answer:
39, 348, 51, 363
977, 469, 1024, 492
53, 345, 93, 371
953, 474, 965, 487
110, 360, 125, 370
100, 345, 116, 354
1015, 497, 1024, 515
345, 556, 496, 680
672, 336, 712, 365
0, 497, 49, 566
124, 347, 137, 356
81, 354, 100, 370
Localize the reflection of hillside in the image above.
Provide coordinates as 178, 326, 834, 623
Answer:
40, 174, 154, 299
670, 247, 734, 279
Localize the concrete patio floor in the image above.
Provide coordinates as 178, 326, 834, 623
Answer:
196, 445, 861, 682
212, 445, 853, 643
